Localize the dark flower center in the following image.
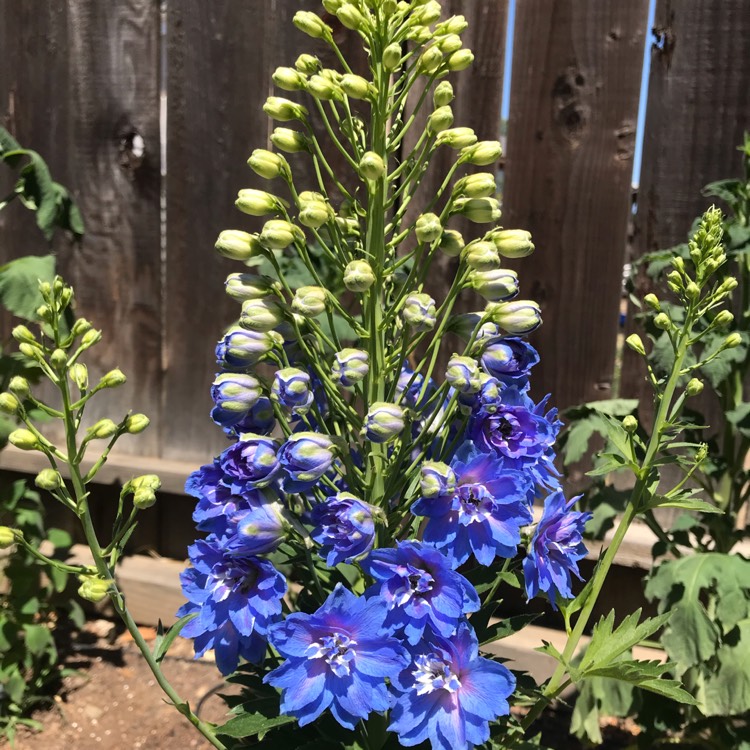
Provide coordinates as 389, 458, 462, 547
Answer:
497, 416, 514, 437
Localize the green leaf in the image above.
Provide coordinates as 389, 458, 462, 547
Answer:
701, 331, 748, 389
153, 612, 197, 664
645, 491, 722, 514
216, 701, 296, 739
46, 527, 72, 549
702, 619, 750, 716
479, 614, 540, 646
571, 674, 635, 744
702, 178, 744, 203
583, 659, 696, 704
0, 255, 56, 321
726, 401, 750, 439
23, 623, 55, 656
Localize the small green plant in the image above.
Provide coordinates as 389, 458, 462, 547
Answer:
0, 126, 85, 745
565, 137, 750, 747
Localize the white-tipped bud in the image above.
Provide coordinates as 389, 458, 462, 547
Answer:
225, 273, 277, 302
403, 293, 437, 331
486, 300, 542, 334
471, 268, 519, 301
445, 355, 482, 393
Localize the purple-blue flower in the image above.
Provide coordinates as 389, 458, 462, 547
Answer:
389, 622, 515, 750
224, 494, 288, 557
226, 396, 276, 438
524, 491, 591, 607
413, 442, 532, 567
264, 584, 409, 729
480, 337, 539, 388
278, 431, 335, 493
215, 326, 274, 370
272, 367, 313, 416
210, 372, 262, 428
361, 541, 479, 644
311, 492, 376, 566
187, 460, 240, 535
220, 434, 280, 491
177, 538, 286, 675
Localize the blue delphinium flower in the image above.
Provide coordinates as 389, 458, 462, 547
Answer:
397, 362, 438, 411
220, 434, 280, 491
413, 442, 532, 567
311, 492, 376, 566
524, 491, 592, 607
210, 372, 262, 429
468, 386, 561, 491
278, 431, 335, 493
264, 584, 409, 729
361, 541, 479, 644
480, 337, 539, 388
177, 538, 286, 675
389, 622, 515, 750
224, 494, 288, 557
226, 396, 276, 438
216, 326, 274, 370
187, 460, 240, 535
272, 367, 313, 416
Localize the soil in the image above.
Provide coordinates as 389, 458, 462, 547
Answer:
11, 621, 640, 750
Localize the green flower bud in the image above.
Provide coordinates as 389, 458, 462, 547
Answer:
295, 53, 320, 75
363, 402, 405, 443
82, 329, 103, 348
436, 127, 477, 149
491, 229, 535, 259
322, 0, 344, 13
341, 73, 372, 100
418, 46, 444, 74
359, 151, 386, 180
308, 74, 343, 101
696, 443, 708, 462
427, 105, 454, 134
344, 260, 376, 292
87, 419, 118, 440
19, 342, 43, 361
132, 475, 162, 492
454, 172, 496, 199
337, 3, 368, 30
293, 10, 330, 38
413, 0, 441, 24
124, 414, 150, 434
724, 332, 743, 349
625, 333, 646, 356
420, 461, 456, 498
486, 300, 542, 334
12, 325, 36, 344
332, 348, 369, 387
654, 312, 672, 330
299, 201, 332, 229
50, 348, 68, 369
714, 310, 734, 328
0, 392, 20, 415
260, 219, 302, 250
446, 355, 482, 394
439, 34, 463, 54
133, 488, 157, 509
438, 229, 465, 257
247, 149, 288, 180
216, 228, 265, 264
71, 318, 92, 338
462, 241, 500, 271
100, 369, 127, 388
447, 48, 474, 71
686, 378, 704, 397
415, 213, 443, 244
225, 273, 277, 302
78, 576, 111, 603
686, 281, 700, 299
69, 363, 89, 390
9, 429, 40, 451
383, 42, 402, 71
471, 268, 519, 301
622, 415, 638, 434
272, 66, 306, 91
666, 269, 682, 292
433, 81, 454, 107
335, 216, 360, 236
718, 277, 739, 295
438, 14, 469, 34
0, 526, 16, 549
270, 127, 309, 153
36, 304, 53, 322
263, 97, 308, 122
460, 140, 503, 166
8, 376, 29, 398
35, 468, 63, 491
454, 197, 501, 224
292, 286, 329, 317
235, 189, 284, 217
643, 293, 660, 311
60, 287, 74, 309
240, 297, 285, 332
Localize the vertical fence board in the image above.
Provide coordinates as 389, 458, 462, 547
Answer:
0, 1, 163, 455
502, 0, 648, 412
621, 0, 750, 408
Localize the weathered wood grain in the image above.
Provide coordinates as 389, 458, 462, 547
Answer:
503, 0, 648, 412
621, 0, 750, 410
0, 1, 162, 455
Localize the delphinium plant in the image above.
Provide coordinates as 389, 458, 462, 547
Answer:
566, 138, 750, 748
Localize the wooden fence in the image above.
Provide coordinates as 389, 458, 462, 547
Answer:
1, 0, 749, 488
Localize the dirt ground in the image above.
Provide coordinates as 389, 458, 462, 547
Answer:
10, 621, 638, 750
